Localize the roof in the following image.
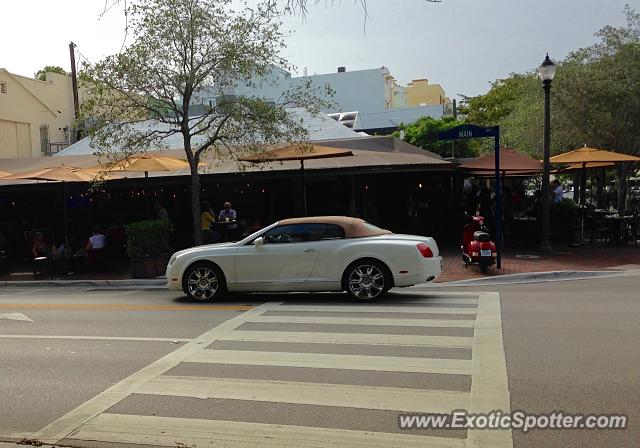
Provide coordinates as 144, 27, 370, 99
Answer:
0, 137, 453, 187
278, 216, 392, 238
458, 149, 542, 172
55, 108, 361, 157
241, 145, 353, 162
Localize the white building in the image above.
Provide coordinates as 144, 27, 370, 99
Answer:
191, 66, 444, 133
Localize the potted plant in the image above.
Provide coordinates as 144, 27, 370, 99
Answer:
126, 220, 172, 278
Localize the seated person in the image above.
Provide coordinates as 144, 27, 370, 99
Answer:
218, 202, 237, 228
86, 227, 107, 251
31, 232, 49, 259
201, 201, 221, 244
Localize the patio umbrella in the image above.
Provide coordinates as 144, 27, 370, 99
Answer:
550, 145, 640, 205
549, 145, 640, 164
89, 154, 192, 218
240, 144, 354, 216
552, 161, 615, 174
457, 149, 542, 174
8, 166, 122, 246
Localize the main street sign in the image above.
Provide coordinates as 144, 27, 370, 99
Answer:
437, 124, 498, 141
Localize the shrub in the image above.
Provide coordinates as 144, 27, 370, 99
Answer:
125, 220, 171, 260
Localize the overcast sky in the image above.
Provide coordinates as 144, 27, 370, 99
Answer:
2, 0, 637, 99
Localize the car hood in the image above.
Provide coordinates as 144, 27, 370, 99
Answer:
171, 242, 237, 259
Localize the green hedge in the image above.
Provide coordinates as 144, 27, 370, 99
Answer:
125, 220, 171, 260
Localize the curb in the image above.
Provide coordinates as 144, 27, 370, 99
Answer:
0, 279, 166, 288
422, 269, 639, 287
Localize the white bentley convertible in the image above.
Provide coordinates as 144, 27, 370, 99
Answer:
166, 216, 442, 301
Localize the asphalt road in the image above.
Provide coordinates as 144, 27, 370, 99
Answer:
0, 275, 638, 447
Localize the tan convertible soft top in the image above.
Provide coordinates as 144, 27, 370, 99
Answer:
278, 216, 392, 238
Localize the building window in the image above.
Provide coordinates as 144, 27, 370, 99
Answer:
0, 81, 6, 94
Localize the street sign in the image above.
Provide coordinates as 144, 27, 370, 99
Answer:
437, 124, 498, 141
437, 124, 503, 269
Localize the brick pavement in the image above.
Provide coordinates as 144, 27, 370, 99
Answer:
437, 244, 640, 282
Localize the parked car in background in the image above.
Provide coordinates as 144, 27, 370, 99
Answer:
167, 216, 442, 302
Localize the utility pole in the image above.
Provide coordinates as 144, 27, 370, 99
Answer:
451, 99, 457, 159
69, 41, 80, 143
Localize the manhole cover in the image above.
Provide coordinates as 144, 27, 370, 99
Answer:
515, 254, 540, 259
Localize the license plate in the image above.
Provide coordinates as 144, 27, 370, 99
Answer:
480, 249, 492, 257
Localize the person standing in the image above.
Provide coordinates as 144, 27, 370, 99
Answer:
553, 180, 564, 203
154, 201, 171, 225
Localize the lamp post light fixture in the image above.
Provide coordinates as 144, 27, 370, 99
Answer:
538, 54, 556, 252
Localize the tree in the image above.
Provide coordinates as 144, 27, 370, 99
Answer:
555, 6, 640, 212
459, 7, 640, 212
34, 65, 67, 81
82, 0, 330, 245
394, 116, 479, 158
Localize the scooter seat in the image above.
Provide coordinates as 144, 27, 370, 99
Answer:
473, 231, 491, 242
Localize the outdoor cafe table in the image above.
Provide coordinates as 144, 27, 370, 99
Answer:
210, 220, 238, 242
604, 215, 634, 246
511, 216, 538, 244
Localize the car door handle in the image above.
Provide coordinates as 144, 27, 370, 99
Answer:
304, 248, 317, 253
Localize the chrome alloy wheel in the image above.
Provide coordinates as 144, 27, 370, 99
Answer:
186, 266, 219, 301
348, 264, 385, 300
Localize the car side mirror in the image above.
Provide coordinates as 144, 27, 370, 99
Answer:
253, 237, 265, 246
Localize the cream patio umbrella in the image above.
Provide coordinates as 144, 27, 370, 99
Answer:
89, 154, 192, 218
550, 145, 640, 205
550, 145, 640, 164
8, 166, 123, 246
240, 144, 354, 216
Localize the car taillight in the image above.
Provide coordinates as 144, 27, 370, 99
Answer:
416, 243, 433, 258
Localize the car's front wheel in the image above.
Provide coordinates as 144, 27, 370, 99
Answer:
344, 260, 390, 302
183, 262, 225, 301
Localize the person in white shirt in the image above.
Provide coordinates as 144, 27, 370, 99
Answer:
86, 227, 106, 251
552, 180, 564, 203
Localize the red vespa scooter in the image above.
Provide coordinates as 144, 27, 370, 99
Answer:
461, 214, 497, 273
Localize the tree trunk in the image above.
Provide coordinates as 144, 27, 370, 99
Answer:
183, 133, 203, 246
190, 168, 203, 245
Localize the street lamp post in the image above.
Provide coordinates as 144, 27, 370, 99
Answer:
538, 54, 556, 252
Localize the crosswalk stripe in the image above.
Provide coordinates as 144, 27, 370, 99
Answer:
250, 315, 475, 328
222, 330, 473, 348
384, 298, 478, 305
137, 376, 469, 413
70, 413, 466, 448
187, 349, 472, 375
271, 305, 477, 314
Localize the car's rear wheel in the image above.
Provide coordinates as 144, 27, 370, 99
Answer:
183, 262, 225, 301
344, 260, 390, 302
